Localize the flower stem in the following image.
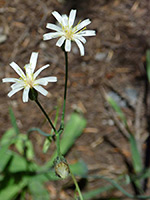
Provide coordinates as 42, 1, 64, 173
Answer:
59, 51, 68, 132
35, 99, 61, 156
70, 171, 84, 200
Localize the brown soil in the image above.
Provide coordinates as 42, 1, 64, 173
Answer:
1, 0, 150, 199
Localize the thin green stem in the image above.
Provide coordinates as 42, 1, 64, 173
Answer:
70, 171, 84, 200
35, 99, 61, 156
59, 51, 68, 132
56, 133, 61, 157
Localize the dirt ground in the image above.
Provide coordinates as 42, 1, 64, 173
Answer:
1, 0, 150, 199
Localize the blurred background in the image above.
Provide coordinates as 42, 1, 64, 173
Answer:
1, 0, 150, 199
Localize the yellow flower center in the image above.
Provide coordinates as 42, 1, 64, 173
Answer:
63, 26, 75, 40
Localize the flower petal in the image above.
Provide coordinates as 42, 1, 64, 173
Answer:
43, 32, 62, 40
11, 81, 24, 89
2, 78, 19, 83
34, 64, 50, 79
33, 85, 48, 96
75, 39, 85, 56
22, 87, 30, 102
24, 64, 33, 79
7, 87, 23, 97
10, 62, 26, 78
29, 52, 38, 73
65, 39, 71, 52
46, 23, 61, 31
69, 9, 76, 27
79, 30, 96, 36
35, 77, 57, 85
62, 14, 68, 26
52, 11, 63, 24
75, 19, 91, 32
74, 35, 86, 44
56, 36, 66, 47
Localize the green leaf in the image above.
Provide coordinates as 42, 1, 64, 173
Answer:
0, 145, 12, 172
15, 134, 34, 160
29, 181, 50, 200
83, 184, 115, 200
9, 107, 19, 135
43, 137, 52, 154
129, 134, 143, 174
107, 96, 127, 125
8, 152, 28, 173
70, 160, 88, 177
44, 113, 86, 169
146, 49, 150, 82
0, 128, 16, 146
83, 175, 134, 199
0, 175, 29, 200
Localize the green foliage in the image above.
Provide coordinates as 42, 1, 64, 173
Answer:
28, 181, 50, 200
0, 110, 87, 200
129, 134, 143, 174
44, 112, 87, 168
107, 95, 127, 125
107, 95, 143, 174
9, 107, 19, 135
70, 160, 88, 177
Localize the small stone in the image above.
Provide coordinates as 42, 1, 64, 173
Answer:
95, 52, 107, 61
0, 34, 7, 43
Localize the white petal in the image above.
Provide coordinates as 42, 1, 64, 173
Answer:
56, 36, 66, 47
43, 32, 62, 40
75, 19, 91, 32
69, 9, 76, 27
24, 64, 33, 79
8, 87, 23, 97
11, 81, 24, 89
29, 52, 38, 73
62, 14, 68, 26
33, 85, 48, 96
46, 23, 61, 31
10, 62, 26, 78
34, 64, 50, 79
74, 35, 86, 44
22, 87, 30, 102
2, 78, 19, 83
79, 30, 96, 36
52, 11, 63, 24
75, 39, 85, 56
35, 77, 57, 85
65, 39, 71, 52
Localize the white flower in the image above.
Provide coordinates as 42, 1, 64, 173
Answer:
43, 9, 96, 56
2, 52, 57, 102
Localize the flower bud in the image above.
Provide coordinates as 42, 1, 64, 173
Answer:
54, 157, 70, 179
29, 88, 38, 101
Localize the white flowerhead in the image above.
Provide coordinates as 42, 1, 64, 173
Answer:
2, 52, 57, 103
43, 9, 96, 56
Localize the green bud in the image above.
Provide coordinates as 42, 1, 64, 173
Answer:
29, 88, 38, 101
54, 156, 70, 179
61, 43, 65, 52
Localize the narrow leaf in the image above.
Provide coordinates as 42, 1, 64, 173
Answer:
129, 134, 143, 174
107, 96, 127, 125
9, 107, 19, 135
